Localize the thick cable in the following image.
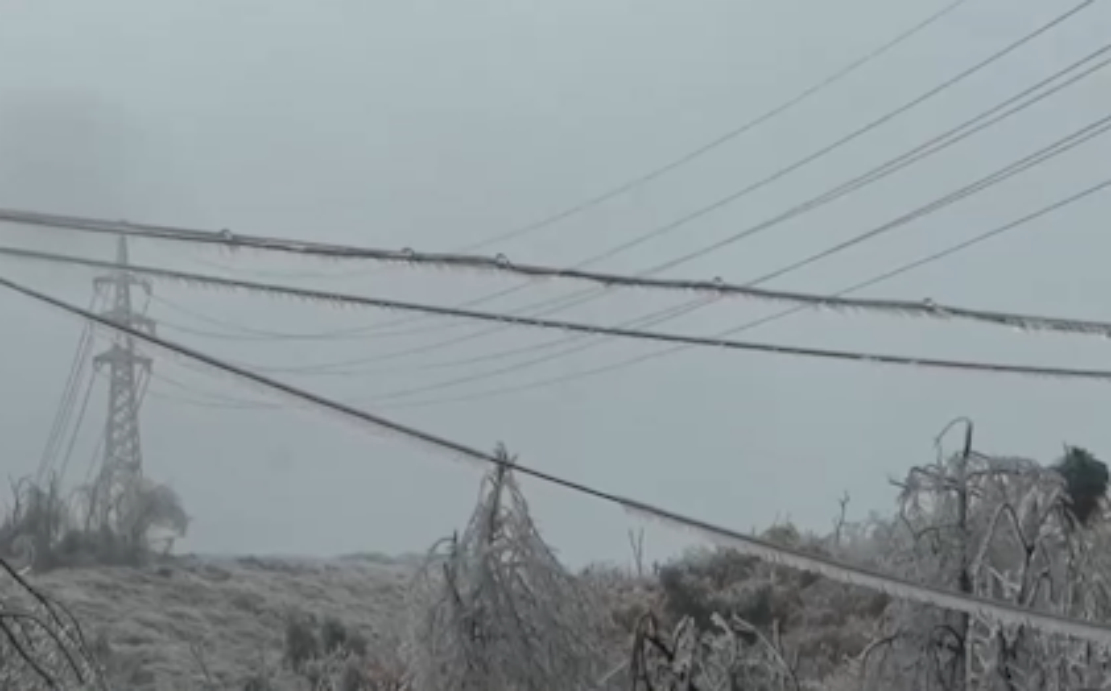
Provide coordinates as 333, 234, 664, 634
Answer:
3, 248, 1111, 382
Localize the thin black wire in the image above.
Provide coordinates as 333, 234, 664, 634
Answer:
151, 293, 475, 342
16, 14, 1093, 376
144, 387, 277, 411
300, 108, 1111, 394
5, 247, 1111, 382
55, 367, 98, 483
41, 235, 1111, 379
379, 0, 1097, 333
136, 29, 1111, 355
245, 297, 713, 377
146, 369, 279, 409
385, 175, 1111, 410
645, 44, 1111, 275
180, 0, 973, 292
449, 38, 1111, 342
168, 41, 1111, 378
358, 297, 721, 402
39, 320, 91, 473
36, 294, 99, 483
3, 0, 976, 347
381, 5, 1104, 356
0, 7, 1100, 390
286, 28, 1101, 383
0, 0, 1074, 340
38, 331, 89, 478
458, 0, 978, 253
739, 111, 1111, 285
409, 298, 716, 375
7, 273, 1111, 644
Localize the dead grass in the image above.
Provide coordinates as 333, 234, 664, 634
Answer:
33, 554, 414, 690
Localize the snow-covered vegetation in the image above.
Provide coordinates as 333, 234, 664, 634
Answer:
2, 422, 1110, 690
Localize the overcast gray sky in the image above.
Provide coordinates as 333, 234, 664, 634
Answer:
1, 0, 1110, 566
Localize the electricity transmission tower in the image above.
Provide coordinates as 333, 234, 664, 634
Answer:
88, 236, 154, 531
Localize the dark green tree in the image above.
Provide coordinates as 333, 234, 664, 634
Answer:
1055, 445, 1108, 526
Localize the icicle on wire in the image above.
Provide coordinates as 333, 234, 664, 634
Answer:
6, 201, 1111, 340
3, 246, 1111, 383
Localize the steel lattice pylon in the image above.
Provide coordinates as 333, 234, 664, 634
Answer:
89, 236, 154, 535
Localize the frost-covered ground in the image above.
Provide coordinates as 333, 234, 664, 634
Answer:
36, 554, 415, 690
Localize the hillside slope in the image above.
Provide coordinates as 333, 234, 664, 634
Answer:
36, 554, 415, 690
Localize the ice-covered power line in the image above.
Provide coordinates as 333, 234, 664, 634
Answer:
405, 0, 1100, 319
90, 247, 1111, 342
350, 104, 1111, 393
381, 175, 1111, 410
8, 176, 1111, 345
3, 97, 1106, 395
4, 246, 1111, 383
3, 98, 1111, 380
4, 20, 1099, 280
6, 271, 1111, 646
9, 22, 1106, 371
234, 103, 1111, 384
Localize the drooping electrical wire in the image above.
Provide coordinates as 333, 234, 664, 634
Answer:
385, 0, 1097, 331
7, 79, 1099, 387
358, 297, 722, 402
150, 293, 477, 342
10, 19, 1102, 371
384, 174, 1111, 410
36, 294, 100, 483
146, 369, 279, 410
225, 104, 1111, 385
6, 272, 1111, 646
176, 0, 976, 290
737, 112, 1111, 287
103, 30, 1111, 339
9, 243, 1111, 345
454, 50, 1111, 351
4, 246, 1111, 382
0, 4, 1087, 279
352, 0, 1103, 334
55, 367, 99, 484
144, 387, 278, 411
219, 297, 714, 377
457, 0, 979, 253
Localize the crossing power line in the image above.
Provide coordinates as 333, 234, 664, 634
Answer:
3, 88, 1109, 358
38, 22, 1111, 331
444, 39, 1111, 353
195, 98, 1111, 383
112, 241, 1111, 344
379, 174, 1111, 410
0, 5, 1090, 277
387, 0, 1098, 328
354, 103, 1111, 394
3, 67, 1110, 382
5, 270, 1111, 645
4, 246, 1111, 383
457, 0, 978, 253
2, 92, 1105, 389
6, 17, 1105, 370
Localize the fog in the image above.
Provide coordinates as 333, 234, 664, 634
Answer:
1, 0, 1110, 566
